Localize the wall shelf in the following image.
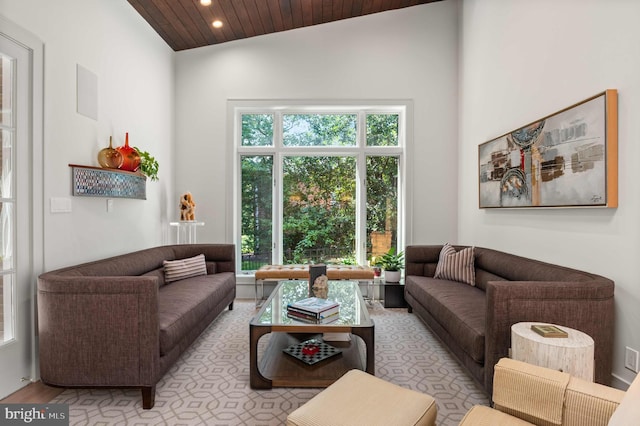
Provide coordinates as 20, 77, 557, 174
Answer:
70, 164, 146, 199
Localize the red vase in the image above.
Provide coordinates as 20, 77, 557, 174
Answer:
116, 132, 141, 172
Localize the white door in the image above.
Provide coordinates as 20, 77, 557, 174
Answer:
0, 19, 43, 398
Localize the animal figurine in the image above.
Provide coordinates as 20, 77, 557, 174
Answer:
179, 192, 196, 221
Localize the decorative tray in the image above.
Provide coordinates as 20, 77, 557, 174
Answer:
283, 339, 342, 365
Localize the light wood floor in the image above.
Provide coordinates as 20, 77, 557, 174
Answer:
0, 381, 65, 404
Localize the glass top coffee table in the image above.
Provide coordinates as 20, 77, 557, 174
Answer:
249, 279, 375, 389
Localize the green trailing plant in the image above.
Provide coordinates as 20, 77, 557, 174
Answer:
376, 248, 404, 271
134, 147, 159, 181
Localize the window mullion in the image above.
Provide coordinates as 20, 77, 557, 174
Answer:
273, 111, 283, 265
356, 111, 367, 266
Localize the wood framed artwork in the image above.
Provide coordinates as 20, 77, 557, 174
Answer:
478, 89, 618, 208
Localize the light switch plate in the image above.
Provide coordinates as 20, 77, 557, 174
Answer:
625, 346, 639, 372
50, 197, 72, 213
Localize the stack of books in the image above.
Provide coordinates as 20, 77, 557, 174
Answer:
287, 297, 340, 324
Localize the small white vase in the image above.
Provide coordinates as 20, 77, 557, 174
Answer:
384, 270, 401, 283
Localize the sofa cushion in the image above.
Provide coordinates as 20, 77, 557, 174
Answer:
206, 261, 217, 275
157, 272, 235, 355
142, 268, 166, 287
434, 243, 476, 286
406, 276, 485, 362
474, 268, 507, 292
474, 247, 594, 282
163, 254, 207, 283
58, 246, 177, 277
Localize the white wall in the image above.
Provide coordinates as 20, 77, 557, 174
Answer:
459, 0, 640, 386
0, 0, 175, 270
174, 1, 460, 247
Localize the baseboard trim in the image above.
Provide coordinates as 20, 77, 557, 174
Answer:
611, 373, 633, 391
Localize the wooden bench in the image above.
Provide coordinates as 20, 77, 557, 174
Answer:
255, 264, 375, 305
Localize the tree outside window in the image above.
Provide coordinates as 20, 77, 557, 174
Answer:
238, 107, 403, 271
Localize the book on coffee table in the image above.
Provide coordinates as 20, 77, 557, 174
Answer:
287, 310, 339, 324
288, 297, 340, 319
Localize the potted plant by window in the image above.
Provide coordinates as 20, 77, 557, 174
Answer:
377, 248, 404, 282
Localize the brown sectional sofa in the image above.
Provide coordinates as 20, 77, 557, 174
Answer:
37, 244, 236, 409
404, 245, 614, 396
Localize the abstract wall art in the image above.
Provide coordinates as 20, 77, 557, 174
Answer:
478, 90, 618, 209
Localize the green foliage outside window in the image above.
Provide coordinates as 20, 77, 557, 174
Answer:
283, 155, 356, 264
240, 112, 400, 269
242, 114, 274, 146
366, 114, 399, 147
241, 156, 273, 266
283, 114, 357, 147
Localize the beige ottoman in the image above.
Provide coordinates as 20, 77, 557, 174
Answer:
286, 369, 437, 426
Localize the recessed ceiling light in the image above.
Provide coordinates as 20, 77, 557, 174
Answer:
200, 0, 212, 6
212, 20, 223, 28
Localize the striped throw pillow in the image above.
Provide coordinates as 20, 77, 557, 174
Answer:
163, 254, 207, 283
434, 243, 475, 286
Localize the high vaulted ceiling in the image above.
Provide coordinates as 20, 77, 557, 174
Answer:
126, 0, 443, 51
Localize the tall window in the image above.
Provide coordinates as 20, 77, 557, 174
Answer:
235, 103, 406, 272
0, 52, 15, 343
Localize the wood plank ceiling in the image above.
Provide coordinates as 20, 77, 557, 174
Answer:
126, 0, 444, 51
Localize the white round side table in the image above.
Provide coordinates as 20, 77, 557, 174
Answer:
511, 322, 594, 381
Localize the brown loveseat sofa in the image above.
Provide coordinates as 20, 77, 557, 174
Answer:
404, 245, 614, 396
37, 244, 236, 409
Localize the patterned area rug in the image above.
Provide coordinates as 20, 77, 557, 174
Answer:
52, 300, 489, 425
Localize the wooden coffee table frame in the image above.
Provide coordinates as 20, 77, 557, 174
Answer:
249, 280, 375, 389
